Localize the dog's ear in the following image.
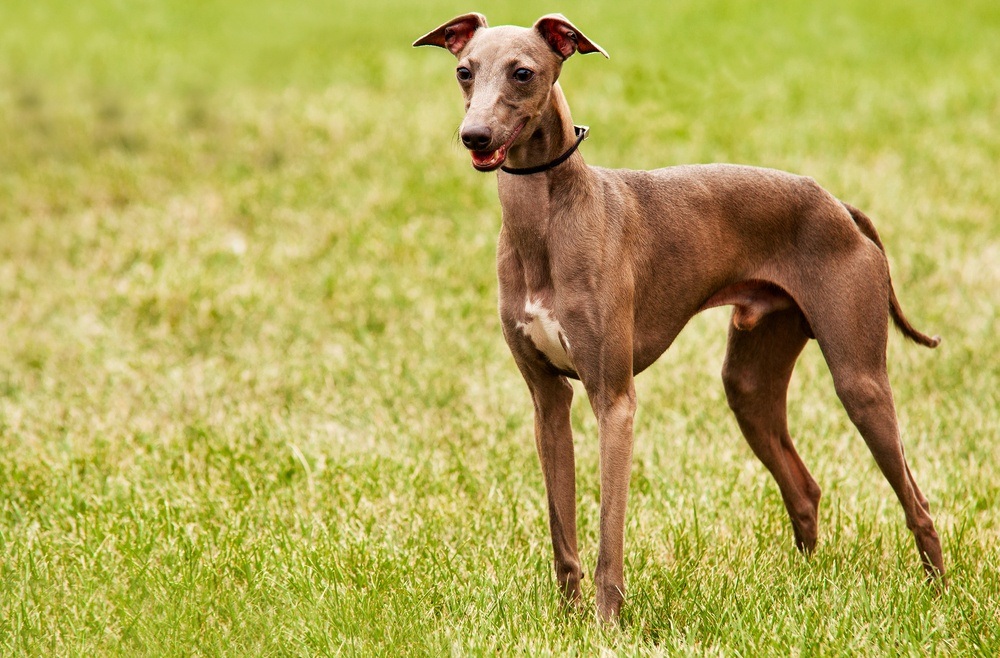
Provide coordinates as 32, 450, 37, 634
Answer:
534, 14, 608, 60
413, 13, 488, 56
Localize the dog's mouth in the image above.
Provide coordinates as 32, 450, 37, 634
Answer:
470, 121, 526, 172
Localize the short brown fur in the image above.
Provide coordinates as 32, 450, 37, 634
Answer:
415, 13, 945, 622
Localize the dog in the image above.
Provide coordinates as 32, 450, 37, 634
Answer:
414, 12, 944, 621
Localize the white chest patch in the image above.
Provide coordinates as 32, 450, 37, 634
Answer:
516, 298, 575, 372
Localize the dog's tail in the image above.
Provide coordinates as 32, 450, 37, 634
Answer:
843, 202, 941, 348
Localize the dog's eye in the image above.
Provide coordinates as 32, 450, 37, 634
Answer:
513, 68, 534, 83
456, 67, 472, 82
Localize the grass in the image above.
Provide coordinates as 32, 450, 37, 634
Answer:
1, 0, 998, 654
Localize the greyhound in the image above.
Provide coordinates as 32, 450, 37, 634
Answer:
414, 12, 945, 621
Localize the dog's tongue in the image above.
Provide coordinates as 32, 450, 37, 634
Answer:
472, 146, 507, 169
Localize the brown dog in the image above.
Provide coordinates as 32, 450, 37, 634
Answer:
415, 12, 944, 621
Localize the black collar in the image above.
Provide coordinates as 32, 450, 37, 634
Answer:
500, 125, 589, 176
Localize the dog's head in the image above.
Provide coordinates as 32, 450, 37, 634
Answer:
414, 13, 607, 172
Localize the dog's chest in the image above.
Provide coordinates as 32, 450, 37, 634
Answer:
516, 297, 575, 373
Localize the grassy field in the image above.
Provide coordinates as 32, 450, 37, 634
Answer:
1, 0, 998, 654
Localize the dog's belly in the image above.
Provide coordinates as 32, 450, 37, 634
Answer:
516, 298, 576, 373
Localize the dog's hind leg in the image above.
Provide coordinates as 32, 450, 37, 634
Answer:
808, 246, 945, 581
722, 307, 822, 552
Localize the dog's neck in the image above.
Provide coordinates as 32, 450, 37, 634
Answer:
498, 83, 593, 250
503, 83, 588, 176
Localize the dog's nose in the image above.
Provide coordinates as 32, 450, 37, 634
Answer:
461, 126, 492, 151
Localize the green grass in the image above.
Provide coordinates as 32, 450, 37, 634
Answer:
1, 0, 998, 654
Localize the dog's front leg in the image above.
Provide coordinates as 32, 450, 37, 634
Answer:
528, 372, 584, 604
577, 335, 637, 623
590, 382, 636, 622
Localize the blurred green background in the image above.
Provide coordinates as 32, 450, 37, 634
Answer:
1, 0, 998, 655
